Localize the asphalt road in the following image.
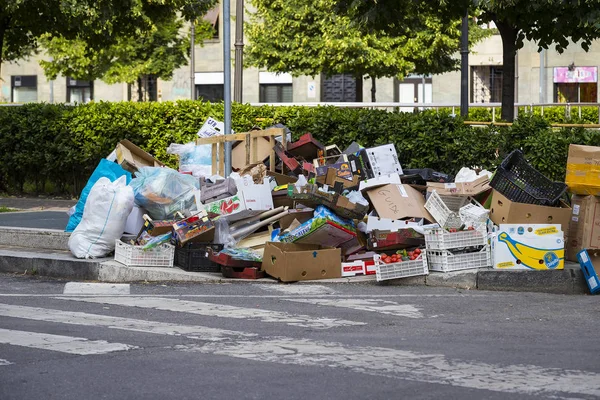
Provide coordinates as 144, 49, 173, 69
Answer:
0, 274, 598, 400
0, 211, 68, 229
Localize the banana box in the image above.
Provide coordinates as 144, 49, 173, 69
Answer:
492, 224, 564, 270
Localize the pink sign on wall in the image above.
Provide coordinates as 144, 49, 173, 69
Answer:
554, 66, 598, 83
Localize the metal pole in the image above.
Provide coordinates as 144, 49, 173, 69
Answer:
460, 9, 469, 117
421, 75, 425, 110
515, 50, 519, 118
190, 22, 196, 100
223, 0, 232, 176
49, 80, 54, 104
539, 49, 545, 103
233, 0, 244, 103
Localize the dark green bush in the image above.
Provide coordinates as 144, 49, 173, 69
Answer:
0, 101, 597, 196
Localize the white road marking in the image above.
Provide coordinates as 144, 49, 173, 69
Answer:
178, 337, 600, 398
55, 296, 366, 329
0, 359, 13, 366
0, 304, 254, 342
259, 285, 336, 295
0, 294, 482, 298
0, 328, 137, 355
63, 282, 130, 295
284, 298, 424, 318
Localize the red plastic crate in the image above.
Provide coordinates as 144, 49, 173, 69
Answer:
221, 266, 265, 279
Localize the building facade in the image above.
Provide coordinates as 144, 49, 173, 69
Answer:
1, 2, 598, 106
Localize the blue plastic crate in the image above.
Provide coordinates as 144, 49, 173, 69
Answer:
577, 249, 600, 295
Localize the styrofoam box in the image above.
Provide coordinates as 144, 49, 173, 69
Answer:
374, 254, 428, 282
426, 245, 491, 273
114, 240, 174, 267
424, 228, 487, 250
366, 144, 403, 176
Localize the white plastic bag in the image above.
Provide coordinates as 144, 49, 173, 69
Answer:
68, 176, 134, 259
455, 167, 493, 183
167, 142, 213, 177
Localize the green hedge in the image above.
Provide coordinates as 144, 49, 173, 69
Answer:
0, 101, 598, 196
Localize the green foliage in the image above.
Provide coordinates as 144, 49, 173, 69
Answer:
0, 102, 596, 196
246, 0, 491, 87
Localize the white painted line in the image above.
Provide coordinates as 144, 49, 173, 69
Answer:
63, 282, 130, 295
0, 328, 137, 355
0, 304, 254, 342
0, 359, 13, 366
55, 296, 366, 329
0, 294, 483, 298
179, 338, 600, 398
259, 285, 336, 295
285, 298, 424, 319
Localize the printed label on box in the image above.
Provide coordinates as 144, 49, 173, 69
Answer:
397, 185, 408, 198
572, 216, 579, 222
444, 183, 457, 189
535, 226, 559, 236
589, 276, 598, 290
573, 204, 581, 215
580, 251, 589, 263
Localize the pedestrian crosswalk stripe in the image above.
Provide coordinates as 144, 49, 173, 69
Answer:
63, 282, 130, 295
0, 303, 255, 342
259, 285, 336, 295
178, 337, 600, 398
0, 358, 13, 366
0, 328, 137, 355
283, 298, 424, 318
55, 296, 366, 329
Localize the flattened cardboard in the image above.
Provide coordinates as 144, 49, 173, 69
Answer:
492, 224, 564, 270
566, 144, 600, 195
359, 174, 402, 193
367, 184, 434, 222
426, 175, 490, 196
489, 190, 571, 229
232, 137, 272, 170
566, 195, 600, 261
115, 140, 164, 173
262, 242, 342, 282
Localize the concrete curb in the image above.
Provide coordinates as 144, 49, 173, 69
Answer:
0, 245, 591, 294
0, 227, 70, 251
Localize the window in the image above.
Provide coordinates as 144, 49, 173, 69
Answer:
471, 66, 503, 103
553, 67, 598, 103
196, 84, 224, 102
11, 76, 37, 103
202, 5, 220, 40
67, 77, 93, 103
260, 84, 292, 103
321, 74, 360, 102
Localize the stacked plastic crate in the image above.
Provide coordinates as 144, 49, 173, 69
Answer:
424, 228, 490, 272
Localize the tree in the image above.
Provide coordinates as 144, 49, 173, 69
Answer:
246, 0, 489, 102
39, 16, 215, 101
0, 0, 216, 77
335, 0, 600, 121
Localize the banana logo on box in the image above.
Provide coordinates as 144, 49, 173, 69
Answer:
497, 232, 563, 270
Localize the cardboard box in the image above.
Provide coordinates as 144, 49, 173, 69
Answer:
492, 224, 564, 270
346, 252, 377, 275
267, 171, 298, 186
426, 175, 490, 197
565, 144, 600, 195
367, 184, 434, 222
577, 249, 600, 294
489, 190, 571, 229
200, 178, 274, 222
287, 133, 324, 161
114, 140, 164, 173
368, 229, 425, 250
566, 195, 600, 261
277, 206, 357, 247
262, 242, 342, 282
172, 214, 215, 246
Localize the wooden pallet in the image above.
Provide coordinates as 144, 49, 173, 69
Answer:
195, 128, 286, 176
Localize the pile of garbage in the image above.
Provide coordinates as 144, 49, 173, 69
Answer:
63, 120, 600, 291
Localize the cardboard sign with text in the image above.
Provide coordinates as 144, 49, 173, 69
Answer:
367, 184, 433, 222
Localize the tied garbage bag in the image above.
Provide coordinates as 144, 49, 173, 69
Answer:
65, 159, 131, 232
167, 142, 212, 177
130, 167, 199, 220
68, 176, 134, 259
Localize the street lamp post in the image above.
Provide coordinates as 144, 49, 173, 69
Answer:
223, 0, 232, 176
460, 8, 469, 117
233, 0, 244, 103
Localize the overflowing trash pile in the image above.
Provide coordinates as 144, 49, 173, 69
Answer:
63, 120, 600, 292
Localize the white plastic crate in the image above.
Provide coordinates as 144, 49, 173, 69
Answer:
426, 245, 491, 272
424, 228, 487, 250
424, 190, 464, 229
459, 203, 489, 229
114, 239, 175, 267
374, 254, 428, 282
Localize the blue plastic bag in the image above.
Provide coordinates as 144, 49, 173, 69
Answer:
65, 159, 132, 232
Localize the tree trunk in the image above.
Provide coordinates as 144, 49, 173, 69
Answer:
137, 77, 143, 102
495, 20, 518, 122
355, 76, 363, 102
370, 76, 376, 102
